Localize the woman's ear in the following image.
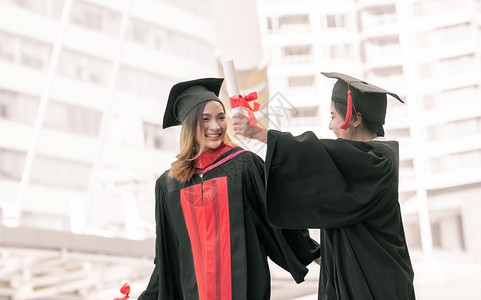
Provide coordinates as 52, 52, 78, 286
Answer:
353, 112, 363, 128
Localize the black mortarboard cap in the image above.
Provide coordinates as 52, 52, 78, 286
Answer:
163, 78, 224, 129
321, 72, 403, 129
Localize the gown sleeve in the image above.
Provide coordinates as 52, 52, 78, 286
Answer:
242, 152, 320, 283
138, 175, 183, 300
265, 130, 399, 229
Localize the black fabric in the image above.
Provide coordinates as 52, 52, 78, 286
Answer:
265, 130, 415, 300
163, 78, 224, 128
322, 72, 403, 125
138, 147, 320, 300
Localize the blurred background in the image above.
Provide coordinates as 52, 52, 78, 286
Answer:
0, 0, 481, 299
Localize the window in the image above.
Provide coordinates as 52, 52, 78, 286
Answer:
143, 122, 163, 150
126, 18, 216, 64
423, 86, 478, 110
296, 106, 318, 118
413, 0, 466, 16
0, 89, 39, 124
287, 75, 315, 87
117, 66, 173, 100
0, 148, 25, 181
128, 19, 169, 49
0, 31, 52, 69
329, 44, 352, 60
70, 0, 121, 36
0, 104, 6, 118
367, 66, 404, 83
0, 148, 92, 188
282, 105, 320, 128
421, 55, 474, 78
152, 0, 210, 18
0, 90, 103, 135
417, 23, 471, 47
403, 216, 422, 250
57, 50, 112, 85
447, 118, 481, 138
267, 17, 274, 31
326, 14, 345, 28
400, 159, 413, 170
279, 14, 309, 26
429, 150, 481, 173
276, 14, 310, 32
43, 101, 102, 136
427, 125, 442, 141
281, 45, 313, 63
10, 0, 65, 19
399, 159, 415, 180
361, 4, 397, 27
143, 121, 178, 152
18, 37, 52, 70
364, 36, 400, 58
428, 117, 481, 141
30, 155, 92, 189
431, 211, 465, 251
0, 31, 15, 61
282, 45, 312, 56
385, 127, 410, 138
399, 191, 416, 203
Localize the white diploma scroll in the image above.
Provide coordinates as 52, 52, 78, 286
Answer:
222, 60, 244, 116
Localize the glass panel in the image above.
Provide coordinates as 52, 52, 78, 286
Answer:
57, 50, 112, 85
70, 0, 122, 36
0, 89, 39, 124
19, 37, 52, 70
117, 66, 173, 100
0, 148, 26, 181
43, 101, 102, 136
30, 155, 91, 189
0, 31, 16, 61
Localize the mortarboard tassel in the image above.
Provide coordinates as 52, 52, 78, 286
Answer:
340, 83, 353, 130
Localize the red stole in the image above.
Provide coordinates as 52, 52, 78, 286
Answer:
181, 143, 237, 300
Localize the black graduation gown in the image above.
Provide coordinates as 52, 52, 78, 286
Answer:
138, 146, 319, 300
264, 130, 415, 300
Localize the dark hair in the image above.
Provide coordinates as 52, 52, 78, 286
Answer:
334, 101, 384, 137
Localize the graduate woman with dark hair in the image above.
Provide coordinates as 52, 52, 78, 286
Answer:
137, 78, 319, 300
232, 72, 416, 300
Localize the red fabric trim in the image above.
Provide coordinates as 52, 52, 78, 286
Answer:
180, 177, 232, 300
195, 143, 233, 170
195, 150, 246, 175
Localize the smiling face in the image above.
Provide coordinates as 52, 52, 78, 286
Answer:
194, 100, 227, 152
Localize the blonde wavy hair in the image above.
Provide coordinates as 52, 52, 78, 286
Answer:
169, 101, 236, 182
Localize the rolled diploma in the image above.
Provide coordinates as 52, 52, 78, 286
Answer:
222, 60, 244, 115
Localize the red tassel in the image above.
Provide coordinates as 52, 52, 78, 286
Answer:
340, 87, 353, 130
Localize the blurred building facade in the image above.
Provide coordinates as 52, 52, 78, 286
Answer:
1, 0, 481, 299
0, 0, 219, 298
256, 0, 481, 298
0, 0, 220, 236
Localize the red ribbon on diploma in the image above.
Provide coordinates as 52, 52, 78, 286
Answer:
229, 92, 260, 126
113, 282, 130, 300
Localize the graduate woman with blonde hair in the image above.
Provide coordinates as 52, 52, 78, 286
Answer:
137, 78, 319, 300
